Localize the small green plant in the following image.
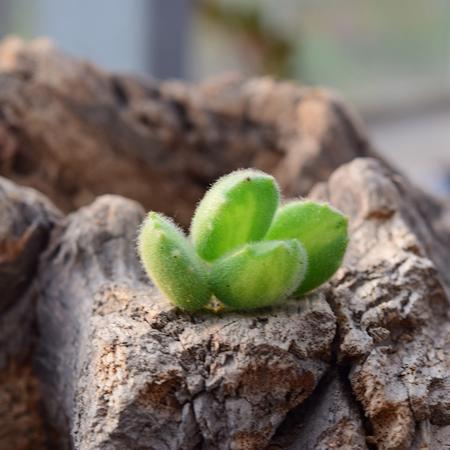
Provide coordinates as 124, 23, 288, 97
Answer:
137, 169, 348, 311
138, 212, 211, 311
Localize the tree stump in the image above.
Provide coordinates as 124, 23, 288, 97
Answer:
0, 37, 449, 450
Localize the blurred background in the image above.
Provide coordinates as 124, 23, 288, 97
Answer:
0, 0, 449, 196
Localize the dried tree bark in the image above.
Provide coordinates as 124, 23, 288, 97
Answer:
0, 178, 61, 450
14, 156, 449, 450
302, 158, 450, 450
34, 194, 335, 450
0, 37, 449, 450
0, 37, 374, 227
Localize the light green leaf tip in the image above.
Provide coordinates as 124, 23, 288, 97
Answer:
265, 200, 349, 294
190, 169, 280, 262
137, 212, 211, 311
210, 239, 307, 310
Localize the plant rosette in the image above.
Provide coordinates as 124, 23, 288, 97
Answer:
138, 169, 348, 311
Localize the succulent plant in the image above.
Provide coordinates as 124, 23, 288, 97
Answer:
190, 169, 280, 261
210, 239, 307, 310
265, 201, 349, 294
137, 169, 349, 312
137, 212, 211, 311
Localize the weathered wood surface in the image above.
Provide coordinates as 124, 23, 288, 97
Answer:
35, 194, 335, 449
28, 157, 450, 450
307, 158, 450, 450
0, 178, 61, 450
0, 36, 373, 227
0, 37, 449, 450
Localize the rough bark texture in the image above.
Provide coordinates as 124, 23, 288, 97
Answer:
269, 371, 368, 450
308, 158, 450, 450
0, 178, 61, 450
0, 36, 373, 227
35, 194, 335, 449
0, 37, 449, 450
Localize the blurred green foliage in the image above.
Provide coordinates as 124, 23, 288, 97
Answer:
198, 0, 297, 77
195, 0, 450, 107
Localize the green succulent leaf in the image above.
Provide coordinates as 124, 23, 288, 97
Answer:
265, 200, 348, 294
137, 212, 211, 311
190, 169, 280, 262
210, 239, 307, 310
